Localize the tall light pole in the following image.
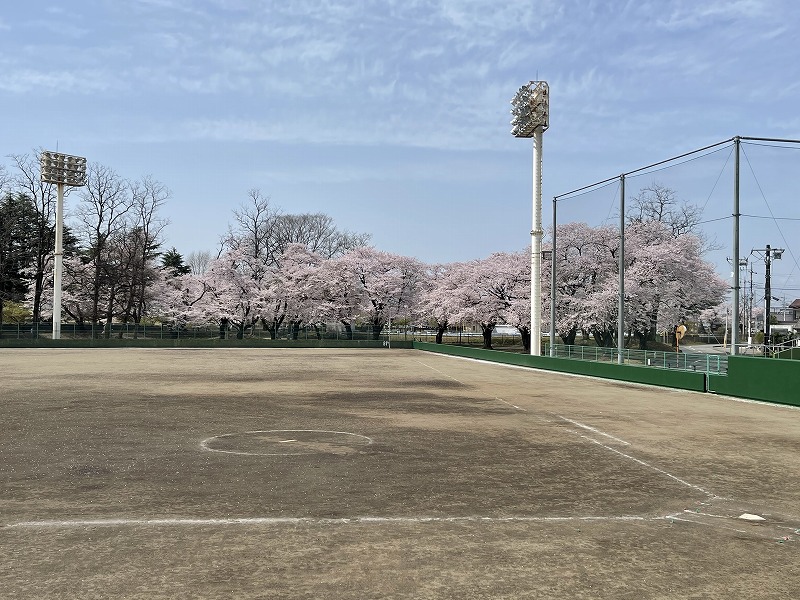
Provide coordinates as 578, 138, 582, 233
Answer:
511, 81, 549, 356
40, 151, 87, 340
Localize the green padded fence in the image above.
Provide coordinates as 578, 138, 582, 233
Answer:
413, 342, 707, 392
707, 355, 800, 407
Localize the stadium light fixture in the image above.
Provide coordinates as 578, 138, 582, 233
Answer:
511, 81, 549, 356
40, 151, 87, 340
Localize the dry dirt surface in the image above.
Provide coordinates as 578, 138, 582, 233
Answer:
1, 348, 798, 599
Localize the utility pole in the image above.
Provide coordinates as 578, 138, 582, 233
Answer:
753, 244, 784, 355
748, 263, 755, 343
765, 245, 774, 354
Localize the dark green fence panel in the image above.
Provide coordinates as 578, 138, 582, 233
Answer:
0, 337, 413, 349
413, 342, 707, 392
707, 355, 800, 407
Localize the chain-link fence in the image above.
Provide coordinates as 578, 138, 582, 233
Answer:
0, 322, 412, 342
547, 344, 727, 375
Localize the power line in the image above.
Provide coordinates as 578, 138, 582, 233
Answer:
697, 215, 731, 225
741, 214, 800, 221
740, 144, 799, 293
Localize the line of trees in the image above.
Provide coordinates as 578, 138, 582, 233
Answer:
2, 152, 728, 348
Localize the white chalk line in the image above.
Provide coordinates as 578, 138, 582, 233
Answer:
488, 397, 715, 499
495, 397, 527, 412
414, 360, 467, 385
555, 416, 630, 446
200, 430, 374, 457
6, 514, 658, 530
573, 432, 720, 499
425, 356, 722, 504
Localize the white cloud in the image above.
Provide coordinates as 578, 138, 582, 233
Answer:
0, 69, 119, 94
657, 0, 768, 30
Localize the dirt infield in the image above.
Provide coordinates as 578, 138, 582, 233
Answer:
2, 348, 798, 599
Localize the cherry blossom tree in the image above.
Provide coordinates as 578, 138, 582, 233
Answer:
321, 247, 423, 340
547, 222, 617, 345
443, 252, 528, 350
316, 253, 361, 339
269, 244, 325, 340
416, 263, 468, 344
150, 270, 208, 330
196, 248, 267, 339
557, 220, 728, 349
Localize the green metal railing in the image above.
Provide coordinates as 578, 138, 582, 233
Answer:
547, 344, 727, 374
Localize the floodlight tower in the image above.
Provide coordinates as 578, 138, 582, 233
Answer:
40, 151, 87, 339
511, 81, 549, 355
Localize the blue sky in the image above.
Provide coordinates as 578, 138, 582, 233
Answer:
2, 1, 799, 299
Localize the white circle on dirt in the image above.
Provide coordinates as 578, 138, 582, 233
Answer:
200, 429, 374, 456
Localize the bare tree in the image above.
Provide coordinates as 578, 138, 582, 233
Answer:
225, 189, 280, 269
74, 162, 134, 335
627, 182, 719, 254
118, 176, 170, 333
273, 213, 371, 259
0, 165, 9, 196
187, 250, 213, 275
627, 183, 701, 236
8, 151, 62, 322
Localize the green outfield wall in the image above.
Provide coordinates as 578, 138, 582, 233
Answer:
412, 342, 707, 392
707, 355, 800, 407
0, 338, 413, 349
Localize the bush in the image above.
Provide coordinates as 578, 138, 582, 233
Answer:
1, 301, 31, 323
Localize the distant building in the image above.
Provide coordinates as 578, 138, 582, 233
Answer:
770, 299, 800, 337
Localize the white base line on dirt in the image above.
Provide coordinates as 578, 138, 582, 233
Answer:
7, 515, 657, 529
573, 432, 719, 499
556, 416, 630, 446
414, 360, 467, 385
418, 353, 720, 500
495, 397, 527, 411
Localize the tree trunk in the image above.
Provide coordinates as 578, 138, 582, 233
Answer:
32, 266, 44, 324
219, 318, 227, 339
371, 322, 383, 340
103, 285, 116, 339
313, 324, 322, 340
435, 324, 446, 344
481, 323, 494, 350
635, 330, 648, 350
592, 328, 615, 348
341, 321, 353, 340
560, 326, 578, 346
520, 327, 531, 352
291, 321, 301, 340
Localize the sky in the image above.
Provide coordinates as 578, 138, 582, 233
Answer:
2, 0, 799, 301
